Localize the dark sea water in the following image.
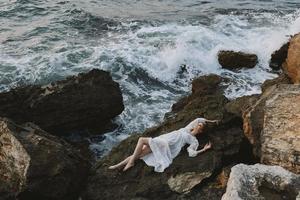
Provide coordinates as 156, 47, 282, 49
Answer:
1, 0, 300, 157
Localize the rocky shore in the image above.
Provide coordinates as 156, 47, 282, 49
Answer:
1, 34, 300, 200
0, 118, 90, 200
0, 69, 124, 136
0, 69, 124, 199
82, 74, 247, 200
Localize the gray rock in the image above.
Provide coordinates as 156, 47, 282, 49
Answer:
167, 171, 212, 194
222, 164, 300, 200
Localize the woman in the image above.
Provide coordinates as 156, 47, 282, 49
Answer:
108, 117, 219, 172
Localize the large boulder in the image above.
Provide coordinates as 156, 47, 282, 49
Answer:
242, 84, 300, 174
283, 33, 300, 84
0, 69, 124, 135
261, 84, 300, 173
82, 74, 246, 200
171, 74, 224, 113
222, 164, 300, 200
0, 118, 90, 200
218, 50, 258, 70
269, 42, 290, 70
242, 86, 276, 156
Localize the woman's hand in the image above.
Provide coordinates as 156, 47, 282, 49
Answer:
196, 142, 212, 155
203, 142, 212, 151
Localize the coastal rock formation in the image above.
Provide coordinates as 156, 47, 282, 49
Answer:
242, 84, 300, 174
171, 74, 224, 113
82, 74, 246, 200
225, 95, 259, 118
0, 118, 90, 200
269, 42, 290, 70
0, 69, 124, 135
283, 33, 300, 84
167, 171, 212, 194
222, 164, 300, 200
242, 84, 278, 157
261, 84, 300, 173
260, 73, 291, 92
218, 50, 258, 70
225, 73, 291, 119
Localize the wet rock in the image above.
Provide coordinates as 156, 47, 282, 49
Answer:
283, 33, 300, 84
0, 69, 124, 135
222, 164, 300, 200
261, 73, 291, 92
82, 74, 245, 200
218, 50, 258, 70
171, 74, 225, 113
269, 42, 290, 70
243, 84, 300, 173
0, 118, 90, 200
191, 74, 224, 95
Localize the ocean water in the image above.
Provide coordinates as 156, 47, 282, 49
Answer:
1, 0, 300, 157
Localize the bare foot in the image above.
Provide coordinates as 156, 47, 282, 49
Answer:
108, 164, 123, 170
123, 162, 134, 171
108, 165, 118, 170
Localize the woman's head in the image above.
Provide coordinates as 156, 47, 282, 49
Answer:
192, 123, 205, 135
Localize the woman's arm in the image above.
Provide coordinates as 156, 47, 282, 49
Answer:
187, 139, 212, 157
187, 118, 220, 127
187, 138, 199, 157
204, 119, 220, 124
196, 142, 212, 154
185, 118, 206, 130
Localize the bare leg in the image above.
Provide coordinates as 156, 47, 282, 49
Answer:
108, 144, 151, 170
108, 155, 132, 170
123, 137, 150, 171
138, 145, 151, 158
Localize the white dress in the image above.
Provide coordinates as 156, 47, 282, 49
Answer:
140, 118, 206, 172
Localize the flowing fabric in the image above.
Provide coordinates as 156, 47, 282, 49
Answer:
140, 118, 206, 172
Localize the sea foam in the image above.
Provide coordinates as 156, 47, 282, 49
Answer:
0, 4, 300, 157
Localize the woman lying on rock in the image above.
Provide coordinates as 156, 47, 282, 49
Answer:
109, 118, 219, 172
